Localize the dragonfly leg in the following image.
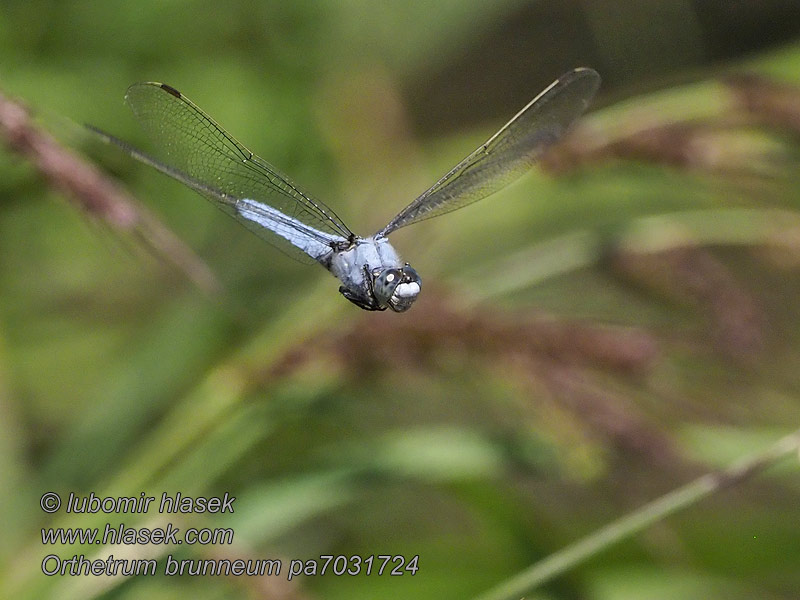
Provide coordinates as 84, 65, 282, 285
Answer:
338, 265, 386, 311
339, 285, 385, 311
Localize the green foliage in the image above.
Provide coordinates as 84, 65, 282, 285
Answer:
2, 2, 800, 599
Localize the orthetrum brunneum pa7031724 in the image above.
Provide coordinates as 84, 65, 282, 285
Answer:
90, 68, 600, 312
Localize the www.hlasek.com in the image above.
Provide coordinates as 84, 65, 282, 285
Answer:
40, 492, 419, 579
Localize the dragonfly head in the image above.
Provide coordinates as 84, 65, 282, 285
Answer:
373, 264, 421, 312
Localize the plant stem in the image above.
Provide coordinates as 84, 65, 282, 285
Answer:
474, 427, 800, 600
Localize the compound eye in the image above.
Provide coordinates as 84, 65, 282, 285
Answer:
387, 265, 422, 312
373, 268, 402, 306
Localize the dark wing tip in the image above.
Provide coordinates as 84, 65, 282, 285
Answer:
124, 81, 181, 103
566, 67, 601, 93
159, 83, 182, 98
572, 66, 600, 78
124, 82, 183, 99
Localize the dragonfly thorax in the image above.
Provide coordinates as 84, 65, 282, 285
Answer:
328, 236, 421, 312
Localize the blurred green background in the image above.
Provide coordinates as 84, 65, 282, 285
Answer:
2, 1, 800, 599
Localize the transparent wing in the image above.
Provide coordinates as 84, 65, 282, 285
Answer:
121, 82, 353, 261
377, 68, 600, 237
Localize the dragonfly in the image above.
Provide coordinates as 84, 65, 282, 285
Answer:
90, 67, 600, 312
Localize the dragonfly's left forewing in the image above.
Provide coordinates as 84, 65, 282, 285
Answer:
378, 68, 600, 237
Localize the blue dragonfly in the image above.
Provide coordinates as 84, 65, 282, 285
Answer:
91, 68, 599, 311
